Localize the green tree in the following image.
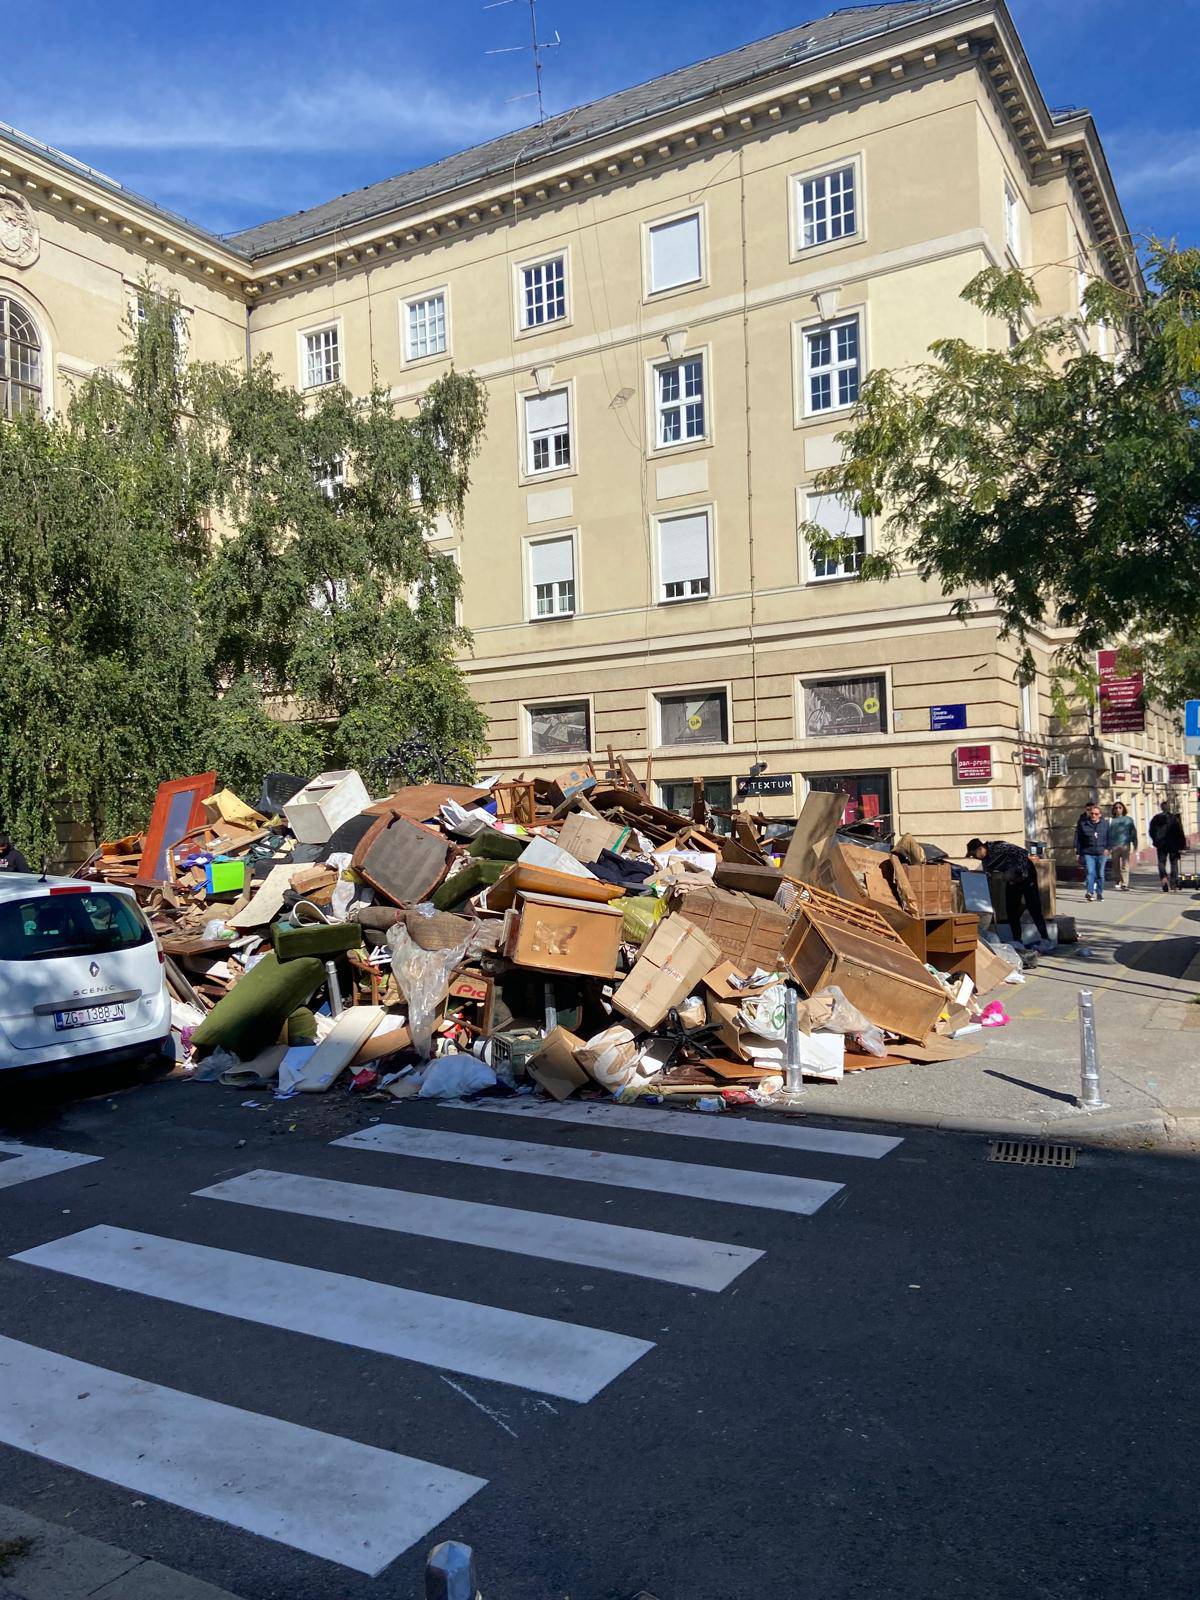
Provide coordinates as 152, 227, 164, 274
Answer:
0, 287, 489, 864
805, 243, 1200, 697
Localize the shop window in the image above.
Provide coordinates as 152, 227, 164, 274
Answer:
806, 771, 891, 831
657, 689, 728, 746
528, 699, 590, 756
802, 675, 886, 738
658, 777, 733, 834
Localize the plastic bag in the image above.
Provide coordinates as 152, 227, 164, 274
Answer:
621, 895, 664, 946
738, 984, 788, 1040
980, 1000, 1009, 1028
576, 1025, 641, 1092
418, 1054, 497, 1099
386, 923, 474, 1057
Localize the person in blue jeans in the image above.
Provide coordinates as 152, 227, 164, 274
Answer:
1074, 802, 1111, 901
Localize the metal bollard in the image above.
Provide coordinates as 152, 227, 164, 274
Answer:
1077, 988, 1107, 1109
784, 985, 803, 1097
425, 1540, 480, 1600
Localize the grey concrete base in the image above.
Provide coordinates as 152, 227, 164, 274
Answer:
0, 1506, 244, 1600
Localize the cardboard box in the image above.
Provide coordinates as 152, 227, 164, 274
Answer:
671, 882, 791, 972
816, 840, 918, 917
527, 1026, 589, 1100
507, 892, 624, 979
555, 811, 629, 864
612, 914, 723, 1030
904, 862, 956, 916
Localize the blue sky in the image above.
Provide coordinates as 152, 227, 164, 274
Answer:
6, 0, 1197, 246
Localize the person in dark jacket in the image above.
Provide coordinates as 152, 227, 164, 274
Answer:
1149, 807, 1187, 892
966, 837, 1050, 944
0, 832, 30, 874
1074, 804, 1110, 902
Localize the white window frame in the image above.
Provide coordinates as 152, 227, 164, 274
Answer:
796, 667, 893, 742
523, 695, 594, 759
653, 685, 732, 750
314, 454, 346, 500
798, 313, 863, 419
524, 529, 579, 621
799, 487, 868, 584
650, 348, 710, 453
654, 506, 714, 604
643, 207, 706, 299
402, 287, 449, 364
1003, 179, 1021, 263
515, 249, 570, 334
790, 155, 864, 259
297, 318, 342, 390
0, 292, 52, 417
520, 383, 575, 481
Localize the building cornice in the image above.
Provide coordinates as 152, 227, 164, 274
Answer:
0, 135, 257, 301
246, 2, 1134, 299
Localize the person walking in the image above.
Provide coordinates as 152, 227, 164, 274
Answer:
1074, 803, 1110, 902
1108, 802, 1137, 892
966, 837, 1051, 945
1149, 805, 1186, 892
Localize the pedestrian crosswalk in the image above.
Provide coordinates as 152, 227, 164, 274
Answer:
2, 1106, 902, 1578
0, 1139, 100, 1190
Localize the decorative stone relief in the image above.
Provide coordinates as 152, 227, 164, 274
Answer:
0, 186, 40, 269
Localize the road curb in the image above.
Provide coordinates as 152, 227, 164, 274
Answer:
0, 1504, 245, 1600
805, 1102, 1179, 1150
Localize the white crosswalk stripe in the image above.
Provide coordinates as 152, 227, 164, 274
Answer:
3, 1108, 897, 1572
334, 1123, 844, 1214
0, 1140, 101, 1190
15, 1225, 654, 1402
457, 1098, 903, 1158
0, 1332, 484, 1576
196, 1168, 763, 1291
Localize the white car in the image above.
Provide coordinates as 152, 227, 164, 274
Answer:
0, 875, 171, 1078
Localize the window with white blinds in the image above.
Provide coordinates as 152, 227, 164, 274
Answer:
804, 490, 866, 581
658, 510, 711, 601
524, 388, 572, 475
529, 535, 576, 618
648, 212, 702, 293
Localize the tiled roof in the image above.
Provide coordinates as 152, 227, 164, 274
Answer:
227, 2, 958, 258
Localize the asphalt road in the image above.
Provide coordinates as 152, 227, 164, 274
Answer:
0, 1073, 1197, 1600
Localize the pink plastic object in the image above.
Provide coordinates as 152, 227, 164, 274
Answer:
979, 1001, 1009, 1028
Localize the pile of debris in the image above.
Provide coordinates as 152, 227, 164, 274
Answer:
79, 761, 1043, 1109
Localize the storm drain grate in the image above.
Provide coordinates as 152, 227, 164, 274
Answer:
988, 1139, 1077, 1167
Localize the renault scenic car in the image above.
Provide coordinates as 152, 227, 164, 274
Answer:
0, 876, 171, 1076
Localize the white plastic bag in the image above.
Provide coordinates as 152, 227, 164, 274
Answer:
738, 984, 788, 1040
576, 1025, 642, 1092
418, 1054, 497, 1099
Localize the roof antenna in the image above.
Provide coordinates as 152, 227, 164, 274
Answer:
485, 0, 560, 124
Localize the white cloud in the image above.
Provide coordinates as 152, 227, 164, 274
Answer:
1109, 130, 1200, 200
15, 72, 523, 158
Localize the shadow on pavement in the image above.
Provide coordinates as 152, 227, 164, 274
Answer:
1111, 936, 1199, 979
0, 1056, 176, 1136
984, 1069, 1077, 1105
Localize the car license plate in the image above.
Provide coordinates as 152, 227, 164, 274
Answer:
53, 1004, 126, 1031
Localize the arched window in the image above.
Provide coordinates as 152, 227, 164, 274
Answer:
1, 295, 43, 417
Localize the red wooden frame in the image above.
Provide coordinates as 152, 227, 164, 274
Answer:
136, 772, 217, 886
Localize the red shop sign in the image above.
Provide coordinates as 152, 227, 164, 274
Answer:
954, 744, 993, 783
1097, 649, 1146, 735
1168, 763, 1191, 785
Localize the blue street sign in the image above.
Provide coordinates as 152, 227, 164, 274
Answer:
1186, 700, 1200, 756
930, 703, 968, 732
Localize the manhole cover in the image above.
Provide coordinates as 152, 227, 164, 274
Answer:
987, 1139, 1077, 1167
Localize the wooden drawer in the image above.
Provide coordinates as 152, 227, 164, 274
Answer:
924, 914, 978, 955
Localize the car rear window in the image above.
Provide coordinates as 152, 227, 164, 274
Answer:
0, 892, 152, 962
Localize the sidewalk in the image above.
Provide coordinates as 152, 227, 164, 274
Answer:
0, 1505, 244, 1600
800, 870, 1200, 1149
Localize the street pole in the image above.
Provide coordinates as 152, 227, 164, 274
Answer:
1077, 989, 1107, 1110
425, 1541, 481, 1600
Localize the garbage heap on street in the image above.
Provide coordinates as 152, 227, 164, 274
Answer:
79, 764, 1062, 1108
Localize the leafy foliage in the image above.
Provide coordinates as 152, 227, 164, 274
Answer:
0, 285, 489, 863
804, 243, 1200, 685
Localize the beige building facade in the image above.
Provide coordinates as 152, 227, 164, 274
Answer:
1, 0, 1191, 859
